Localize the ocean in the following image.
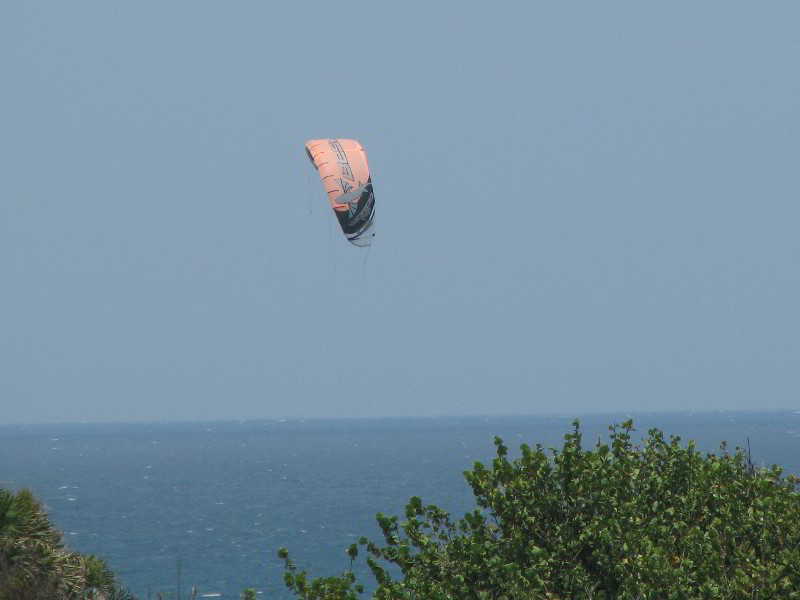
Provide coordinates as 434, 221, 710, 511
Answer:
2, 411, 799, 599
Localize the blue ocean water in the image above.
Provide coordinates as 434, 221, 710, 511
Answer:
1, 412, 799, 599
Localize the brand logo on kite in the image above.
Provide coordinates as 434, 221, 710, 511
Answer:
337, 179, 353, 195
328, 139, 355, 182
336, 181, 373, 223
347, 186, 374, 226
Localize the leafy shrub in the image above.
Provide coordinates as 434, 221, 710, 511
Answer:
280, 420, 800, 599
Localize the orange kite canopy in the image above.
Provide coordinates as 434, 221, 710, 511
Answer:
305, 139, 375, 247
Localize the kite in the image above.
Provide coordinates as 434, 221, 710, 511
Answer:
305, 139, 375, 247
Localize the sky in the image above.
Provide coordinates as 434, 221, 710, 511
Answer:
1, 3, 799, 424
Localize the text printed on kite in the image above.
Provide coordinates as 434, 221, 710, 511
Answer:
305, 139, 375, 247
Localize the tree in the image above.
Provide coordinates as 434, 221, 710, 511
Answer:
0, 487, 135, 600
280, 420, 800, 599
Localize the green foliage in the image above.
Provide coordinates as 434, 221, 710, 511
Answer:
0, 487, 84, 599
84, 554, 137, 600
280, 420, 800, 599
0, 487, 136, 600
242, 588, 258, 600
279, 545, 364, 600
85, 554, 116, 591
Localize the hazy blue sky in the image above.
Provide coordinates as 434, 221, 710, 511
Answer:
2, 3, 798, 424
